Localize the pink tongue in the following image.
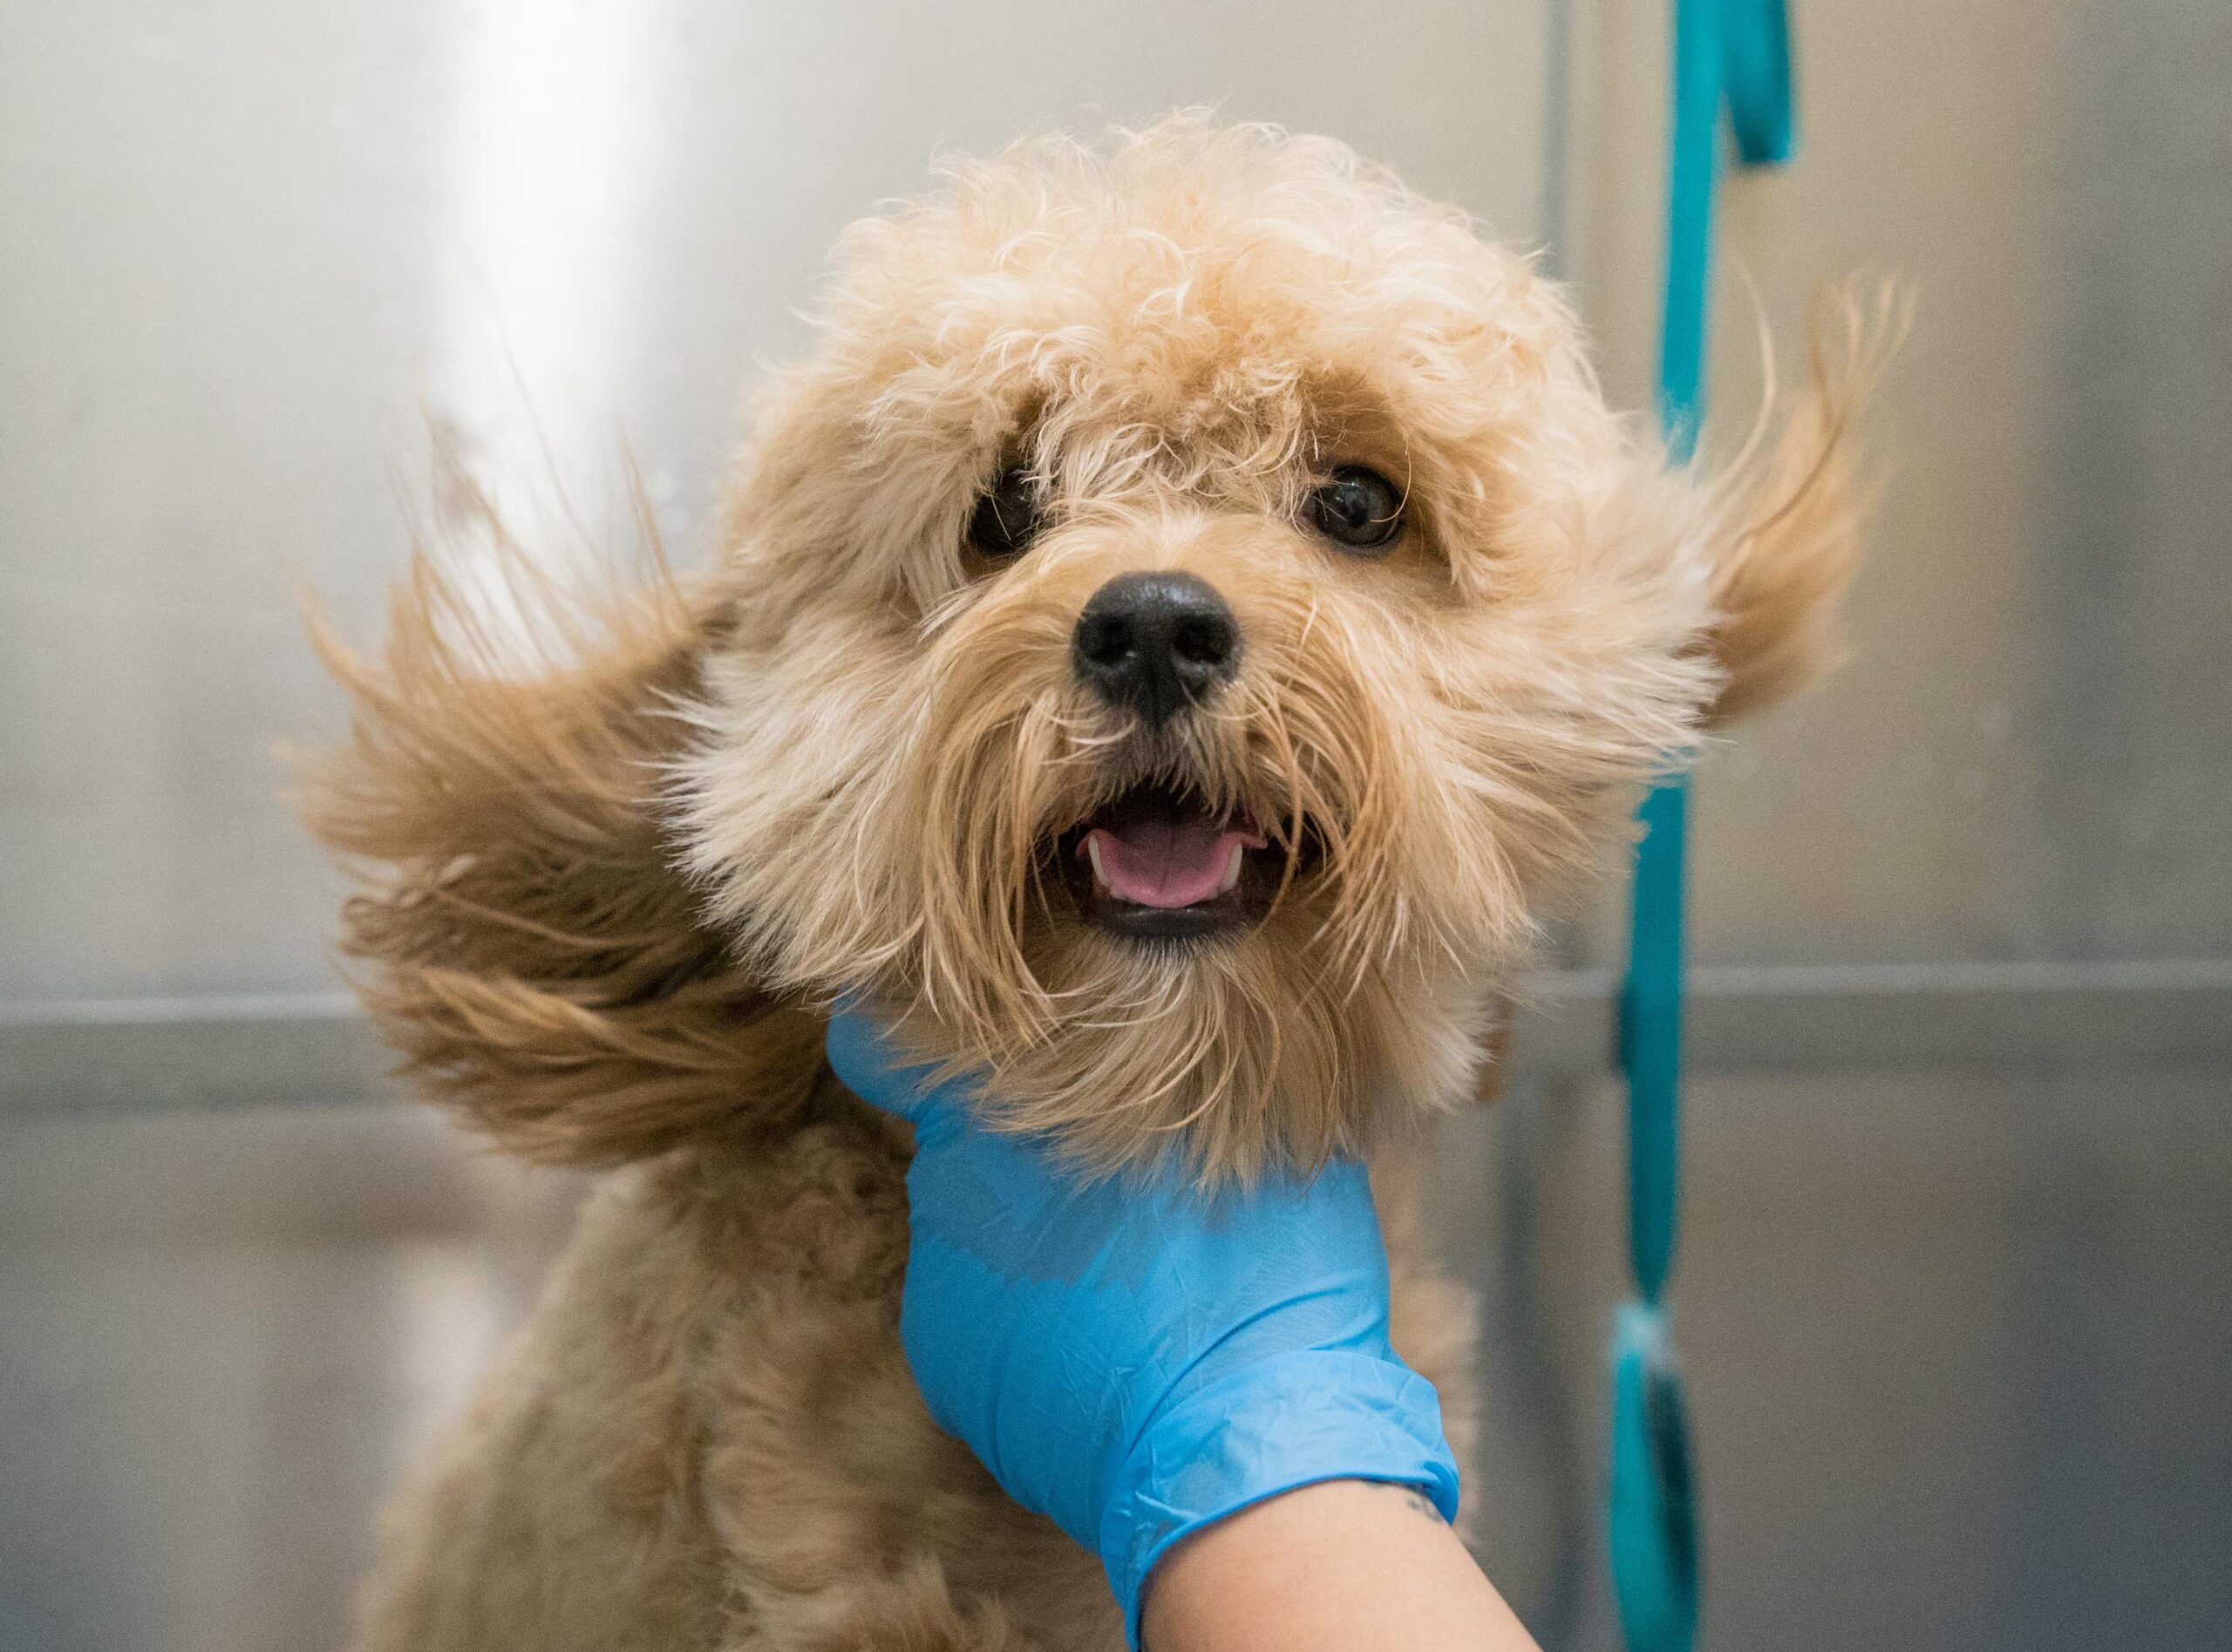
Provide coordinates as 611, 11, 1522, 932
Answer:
1084, 819, 1263, 909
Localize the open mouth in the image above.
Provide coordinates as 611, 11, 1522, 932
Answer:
1054, 783, 1295, 942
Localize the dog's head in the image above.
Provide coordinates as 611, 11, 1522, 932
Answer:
669, 120, 1880, 1177
310, 119, 1880, 1175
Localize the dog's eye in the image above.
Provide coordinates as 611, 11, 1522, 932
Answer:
967, 466, 1043, 560
1305, 466, 1405, 554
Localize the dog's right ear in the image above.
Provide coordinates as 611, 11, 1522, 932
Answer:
297, 497, 824, 1167
1698, 283, 1908, 725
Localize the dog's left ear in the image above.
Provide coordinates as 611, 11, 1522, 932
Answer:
1698, 284, 1907, 724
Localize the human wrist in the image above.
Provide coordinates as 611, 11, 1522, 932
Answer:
1099, 1348, 1460, 1649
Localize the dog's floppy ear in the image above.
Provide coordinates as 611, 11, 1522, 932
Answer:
298, 479, 821, 1167
1699, 284, 1907, 724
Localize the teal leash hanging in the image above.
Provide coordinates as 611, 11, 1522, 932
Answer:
1608, 3, 1793, 1649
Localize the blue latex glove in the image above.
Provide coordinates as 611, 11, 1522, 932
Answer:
826, 1010, 1460, 1647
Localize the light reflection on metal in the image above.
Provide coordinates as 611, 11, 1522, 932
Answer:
425, 0, 668, 662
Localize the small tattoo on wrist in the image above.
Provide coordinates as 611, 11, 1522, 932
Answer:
1365, 1480, 1444, 1520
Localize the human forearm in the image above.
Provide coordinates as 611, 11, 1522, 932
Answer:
1140, 1479, 1542, 1652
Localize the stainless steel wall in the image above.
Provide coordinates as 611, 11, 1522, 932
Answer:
1618, 0, 2232, 969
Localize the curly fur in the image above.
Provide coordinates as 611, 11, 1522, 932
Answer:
303, 116, 1887, 1649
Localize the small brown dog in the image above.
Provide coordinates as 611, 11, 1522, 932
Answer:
308, 118, 1879, 1650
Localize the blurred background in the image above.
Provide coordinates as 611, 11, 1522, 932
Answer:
2, 1, 2227, 1649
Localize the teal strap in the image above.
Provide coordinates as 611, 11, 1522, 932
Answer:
1620, 780, 1690, 1305
1609, 3, 1794, 1649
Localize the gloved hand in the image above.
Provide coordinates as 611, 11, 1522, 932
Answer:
826, 1010, 1460, 1648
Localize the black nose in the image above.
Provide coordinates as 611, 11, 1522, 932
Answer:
1072, 571, 1240, 727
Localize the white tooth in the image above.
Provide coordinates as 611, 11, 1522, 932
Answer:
1086, 834, 1109, 892
1216, 843, 1244, 896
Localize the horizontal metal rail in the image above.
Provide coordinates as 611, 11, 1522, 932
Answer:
2, 960, 2227, 1120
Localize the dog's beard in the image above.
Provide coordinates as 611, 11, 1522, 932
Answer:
681, 532, 1685, 1180
824, 577, 1530, 1179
